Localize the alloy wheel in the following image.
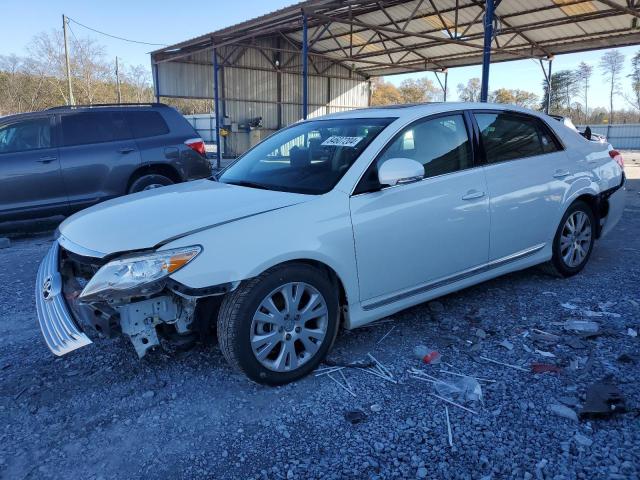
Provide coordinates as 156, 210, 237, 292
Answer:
560, 210, 592, 268
250, 282, 328, 372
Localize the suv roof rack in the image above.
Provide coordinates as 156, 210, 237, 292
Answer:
47, 102, 167, 111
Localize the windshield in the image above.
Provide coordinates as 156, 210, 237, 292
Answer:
218, 117, 394, 194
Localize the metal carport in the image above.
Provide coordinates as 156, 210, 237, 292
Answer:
151, 0, 640, 164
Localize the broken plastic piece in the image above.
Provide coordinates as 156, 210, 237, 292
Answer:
434, 375, 483, 403
549, 403, 579, 422
414, 345, 441, 364
531, 363, 562, 374
499, 339, 514, 350
580, 381, 626, 419
344, 409, 366, 424
563, 320, 599, 333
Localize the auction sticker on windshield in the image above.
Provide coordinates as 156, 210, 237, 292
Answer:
321, 136, 364, 148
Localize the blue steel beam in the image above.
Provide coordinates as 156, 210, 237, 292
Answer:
302, 11, 309, 120
480, 0, 494, 102
212, 48, 222, 169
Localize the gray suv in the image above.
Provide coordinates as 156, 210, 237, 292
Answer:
0, 103, 212, 221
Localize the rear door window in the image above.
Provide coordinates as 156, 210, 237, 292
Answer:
475, 112, 561, 163
0, 118, 52, 154
124, 111, 169, 138
61, 112, 131, 146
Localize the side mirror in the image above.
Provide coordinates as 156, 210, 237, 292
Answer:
378, 157, 424, 187
583, 126, 592, 141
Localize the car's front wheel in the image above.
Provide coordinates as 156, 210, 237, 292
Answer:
547, 200, 596, 277
217, 264, 339, 385
128, 174, 174, 193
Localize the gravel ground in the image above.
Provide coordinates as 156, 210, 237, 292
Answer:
1, 161, 639, 480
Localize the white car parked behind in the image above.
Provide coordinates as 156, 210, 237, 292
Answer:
36, 103, 626, 384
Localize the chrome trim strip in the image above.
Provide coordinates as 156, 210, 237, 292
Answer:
35, 242, 92, 355
362, 243, 546, 311
58, 235, 108, 259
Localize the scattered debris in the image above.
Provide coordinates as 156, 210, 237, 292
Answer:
580, 381, 626, 419
564, 336, 589, 349
627, 328, 638, 338
362, 353, 397, 384
434, 375, 483, 403
561, 302, 579, 310
327, 373, 356, 398
315, 366, 346, 377
617, 353, 638, 364
479, 355, 528, 372
344, 409, 366, 424
429, 393, 478, 415
439, 369, 496, 383
376, 325, 396, 344
414, 345, 441, 364
549, 403, 579, 422
370, 404, 383, 413
573, 433, 593, 448
499, 339, 514, 350
535, 349, 556, 358
530, 328, 561, 344
531, 363, 562, 374
475, 328, 487, 339
563, 320, 600, 334
444, 406, 453, 447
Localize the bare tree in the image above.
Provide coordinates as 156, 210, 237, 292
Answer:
575, 62, 593, 123
599, 50, 625, 124
123, 64, 154, 103
625, 50, 640, 120
457, 78, 481, 102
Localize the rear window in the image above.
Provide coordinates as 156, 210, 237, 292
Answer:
61, 112, 131, 146
475, 112, 561, 163
124, 111, 169, 138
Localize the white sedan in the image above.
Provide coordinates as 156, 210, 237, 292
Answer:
35, 103, 626, 384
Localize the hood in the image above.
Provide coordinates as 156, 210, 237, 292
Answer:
59, 180, 311, 257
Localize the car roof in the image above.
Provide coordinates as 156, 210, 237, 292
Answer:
317, 102, 545, 120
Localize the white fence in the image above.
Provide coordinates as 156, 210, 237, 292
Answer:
184, 114, 220, 154
576, 124, 640, 150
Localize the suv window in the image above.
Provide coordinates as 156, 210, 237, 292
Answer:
124, 111, 169, 138
475, 112, 560, 163
378, 114, 473, 179
61, 112, 131, 146
0, 118, 51, 154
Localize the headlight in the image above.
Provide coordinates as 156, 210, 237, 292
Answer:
79, 246, 201, 301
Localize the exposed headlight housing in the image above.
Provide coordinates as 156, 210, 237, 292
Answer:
79, 246, 201, 302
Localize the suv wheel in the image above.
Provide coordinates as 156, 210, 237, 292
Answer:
546, 200, 596, 277
128, 174, 174, 193
217, 264, 339, 385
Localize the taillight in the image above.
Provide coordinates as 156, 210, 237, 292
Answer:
185, 138, 206, 157
609, 149, 624, 170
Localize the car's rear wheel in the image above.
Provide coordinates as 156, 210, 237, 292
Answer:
128, 174, 174, 193
546, 200, 596, 277
217, 264, 339, 385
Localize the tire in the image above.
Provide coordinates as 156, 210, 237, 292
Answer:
128, 174, 174, 194
217, 263, 340, 385
545, 200, 596, 277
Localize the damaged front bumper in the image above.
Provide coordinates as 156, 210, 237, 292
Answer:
35, 241, 231, 358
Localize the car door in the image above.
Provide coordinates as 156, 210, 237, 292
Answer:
473, 111, 571, 261
0, 115, 68, 220
350, 112, 490, 303
58, 110, 141, 210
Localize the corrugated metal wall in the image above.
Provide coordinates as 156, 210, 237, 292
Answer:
576, 124, 640, 149
155, 38, 370, 156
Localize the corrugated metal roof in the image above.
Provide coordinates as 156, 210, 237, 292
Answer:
152, 0, 640, 78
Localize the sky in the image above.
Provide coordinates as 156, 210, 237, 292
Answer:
0, 0, 638, 110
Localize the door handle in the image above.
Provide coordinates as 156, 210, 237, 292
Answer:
461, 190, 485, 201
37, 155, 57, 163
118, 148, 135, 154
553, 169, 571, 178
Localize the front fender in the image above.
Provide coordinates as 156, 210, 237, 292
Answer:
163, 190, 359, 306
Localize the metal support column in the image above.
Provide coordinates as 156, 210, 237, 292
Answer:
212, 48, 222, 169
302, 11, 309, 120
480, 0, 495, 102
444, 70, 448, 102
152, 63, 160, 103
546, 59, 553, 114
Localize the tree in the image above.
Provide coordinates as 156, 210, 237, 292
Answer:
457, 78, 481, 102
490, 88, 539, 109
370, 77, 402, 105
541, 70, 578, 116
625, 50, 640, 119
599, 50, 625, 124
397, 77, 437, 103
575, 62, 593, 123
